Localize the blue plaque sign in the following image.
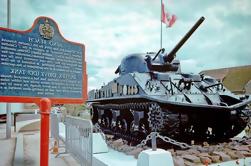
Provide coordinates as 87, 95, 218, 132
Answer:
0, 17, 87, 103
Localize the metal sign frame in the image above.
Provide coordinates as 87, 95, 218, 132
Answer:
0, 16, 88, 166
0, 16, 87, 104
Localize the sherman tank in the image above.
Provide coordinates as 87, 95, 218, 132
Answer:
88, 17, 251, 144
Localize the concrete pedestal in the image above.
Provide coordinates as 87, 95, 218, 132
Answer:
137, 149, 174, 166
93, 133, 109, 154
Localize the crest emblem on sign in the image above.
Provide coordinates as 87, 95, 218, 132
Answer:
39, 19, 54, 40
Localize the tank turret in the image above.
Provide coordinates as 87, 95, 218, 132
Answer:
115, 17, 205, 75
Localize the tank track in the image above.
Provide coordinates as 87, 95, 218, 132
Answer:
91, 102, 156, 144
90, 102, 249, 146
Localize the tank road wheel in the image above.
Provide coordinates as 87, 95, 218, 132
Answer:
130, 119, 149, 134
129, 110, 150, 145
139, 119, 150, 134
178, 113, 208, 143
129, 111, 145, 132
117, 118, 129, 132
192, 125, 208, 141
102, 116, 110, 128
178, 112, 249, 143
90, 106, 98, 125
113, 118, 129, 139
115, 109, 134, 139
225, 114, 249, 138
130, 120, 149, 145
100, 110, 112, 129
210, 115, 248, 142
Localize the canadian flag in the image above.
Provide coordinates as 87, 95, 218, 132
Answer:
161, 2, 177, 28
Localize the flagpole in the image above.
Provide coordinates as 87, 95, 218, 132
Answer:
160, 0, 163, 49
6, 0, 12, 139
7, 0, 11, 28
166, 0, 168, 48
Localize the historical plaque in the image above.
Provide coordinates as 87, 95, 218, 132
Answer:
0, 17, 87, 103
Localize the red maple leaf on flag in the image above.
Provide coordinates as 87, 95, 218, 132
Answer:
161, 2, 177, 28
168, 14, 177, 27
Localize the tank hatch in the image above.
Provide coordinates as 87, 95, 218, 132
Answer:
115, 54, 149, 75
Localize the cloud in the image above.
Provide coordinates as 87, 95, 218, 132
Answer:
232, 0, 251, 16
1, 0, 250, 91
180, 59, 201, 73
0, 0, 7, 27
88, 66, 117, 91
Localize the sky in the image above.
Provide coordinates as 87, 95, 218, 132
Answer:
0, 0, 251, 91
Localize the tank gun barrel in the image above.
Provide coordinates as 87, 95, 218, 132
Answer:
163, 16, 205, 63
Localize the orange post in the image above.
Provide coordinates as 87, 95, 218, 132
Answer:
204, 160, 209, 166
52, 140, 59, 154
39, 98, 51, 166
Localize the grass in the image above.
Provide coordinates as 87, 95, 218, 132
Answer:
223, 67, 251, 93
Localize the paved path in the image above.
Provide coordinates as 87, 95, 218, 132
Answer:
0, 119, 80, 166
0, 137, 15, 166
0, 124, 16, 166
22, 131, 79, 166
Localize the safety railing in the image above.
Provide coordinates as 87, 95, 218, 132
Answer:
65, 116, 93, 166
50, 113, 60, 142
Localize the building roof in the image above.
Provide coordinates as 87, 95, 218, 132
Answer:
200, 68, 229, 81
200, 65, 251, 94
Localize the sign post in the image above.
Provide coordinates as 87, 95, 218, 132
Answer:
39, 98, 51, 166
0, 17, 87, 166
